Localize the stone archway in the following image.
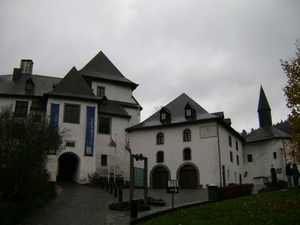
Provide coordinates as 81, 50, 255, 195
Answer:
57, 153, 80, 182
177, 163, 199, 189
150, 165, 171, 189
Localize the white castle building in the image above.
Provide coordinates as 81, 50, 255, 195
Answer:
0, 52, 141, 183
0, 53, 291, 189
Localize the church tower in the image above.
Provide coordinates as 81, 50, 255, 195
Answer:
257, 86, 272, 128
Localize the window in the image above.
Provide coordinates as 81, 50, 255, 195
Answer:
64, 104, 80, 123
26, 83, 34, 91
236, 155, 239, 165
273, 152, 277, 159
186, 109, 192, 117
156, 132, 164, 145
99, 117, 110, 134
235, 141, 239, 151
156, 151, 164, 163
161, 113, 166, 121
97, 86, 105, 97
183, 148, 191, 160
247, 154, 253, 162
228, 135, 232, 147
101, 155, 107, 166
15, 101, 28, 117
183, 129, 191, 142
66, 141, 76, 147
230, 151, 233, 162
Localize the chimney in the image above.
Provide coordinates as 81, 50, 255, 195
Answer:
13, 68, 22, 80
20, 59, 34, 75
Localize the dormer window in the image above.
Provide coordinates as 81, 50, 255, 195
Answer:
101, 96, 107, 105
25, 78, 35, 91
159, 107, 171, 122
184, 103, 196, 119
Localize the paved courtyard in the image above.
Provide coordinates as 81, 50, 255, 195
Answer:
21, 181, 209, 225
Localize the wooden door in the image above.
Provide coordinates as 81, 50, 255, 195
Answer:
152, 167, 168, 189
179, 165, 197, 189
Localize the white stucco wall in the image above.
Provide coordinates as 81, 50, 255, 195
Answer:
243, 138, 288, 191
46, 98, 98, 183
128, 121, 245, 189
91, 81, 136, 103
218, 124, 244, 186
94, 116, 133, 182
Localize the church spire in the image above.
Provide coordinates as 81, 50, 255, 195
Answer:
257, 86, 272, 128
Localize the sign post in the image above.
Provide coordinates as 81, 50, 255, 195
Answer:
167, 180, 179, 210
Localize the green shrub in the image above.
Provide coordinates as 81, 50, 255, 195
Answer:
0, 182, 56, 225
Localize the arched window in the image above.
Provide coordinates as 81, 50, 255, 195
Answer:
156, 132, 164, 145
156, 151, 164, 163
183, 148, 191, 160
183, 129, 191, 142
273, 152, 277, 159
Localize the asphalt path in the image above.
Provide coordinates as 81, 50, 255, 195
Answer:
21, 181, 209, 225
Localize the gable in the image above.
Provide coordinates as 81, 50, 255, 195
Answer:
46, 67, 99, 101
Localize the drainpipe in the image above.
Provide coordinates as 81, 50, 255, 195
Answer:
216, 123, 222, 187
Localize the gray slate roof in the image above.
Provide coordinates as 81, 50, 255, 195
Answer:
46, 67, 99, 101
98, 98, 131, 118
246, 125, 290, 143
0, 74, 61, 98
79, 51, 138, 90
127, 93, 224, 130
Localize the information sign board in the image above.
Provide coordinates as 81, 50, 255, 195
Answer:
167, 180, 179, 194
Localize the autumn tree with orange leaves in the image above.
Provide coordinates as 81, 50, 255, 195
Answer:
281, 40, 300, 163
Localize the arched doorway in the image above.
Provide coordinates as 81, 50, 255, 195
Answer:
152, 166, 169, 189
58, 153, 79, 181
179, 164, 198, 189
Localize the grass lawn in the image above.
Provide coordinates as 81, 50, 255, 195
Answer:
137, 189, 300, 225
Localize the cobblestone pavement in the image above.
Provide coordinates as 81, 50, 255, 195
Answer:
21, 181, 209, 225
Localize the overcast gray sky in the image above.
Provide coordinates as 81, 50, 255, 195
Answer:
1, 0, 299, 133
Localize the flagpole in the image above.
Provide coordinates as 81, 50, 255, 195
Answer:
114, 134, 117, 183
124, 135, 127, 185
108, 147, 110, 183
124, 153, 126, 185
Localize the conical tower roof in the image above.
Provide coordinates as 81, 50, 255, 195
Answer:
258, 86, 271, 111
257, 86, 272, 127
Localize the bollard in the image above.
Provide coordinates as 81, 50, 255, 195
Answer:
130, 199, 138, 218
114, 185, 117, 197
110, 183, 113, 194
118, 188, 123, 202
